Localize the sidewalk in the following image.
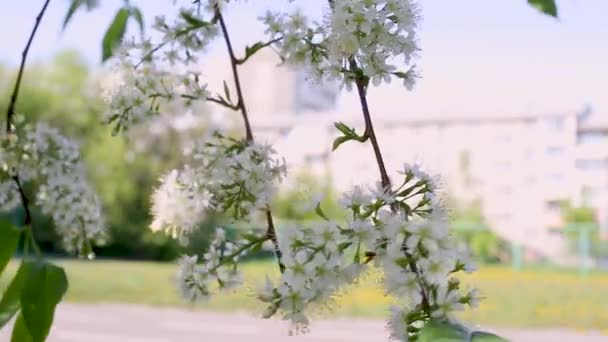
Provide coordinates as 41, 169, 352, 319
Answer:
1, 303, 605, 341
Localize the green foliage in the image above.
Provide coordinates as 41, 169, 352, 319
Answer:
418, 319, 468, 341
528, 0, 558, 18
1, 259, 68, 342
560, 202, 608, 258
0, 260, 29, 329
0, 220, 20, 276
62, 0, 146, 61
332, 121, 367, 151
561, 201, 595, 223
418, 319, 507, 342
11, 313, 33, 342
450, 201, 508, 263
20, 261, 68, 342
62, 0, 100, 30
102, 8, 130, 62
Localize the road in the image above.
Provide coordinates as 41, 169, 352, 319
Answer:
1, 304, 605, 341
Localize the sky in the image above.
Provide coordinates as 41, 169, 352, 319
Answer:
1, 0, 607, 118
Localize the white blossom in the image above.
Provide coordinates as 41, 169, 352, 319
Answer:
1, 122, 106, 255
150, 168, 209, 240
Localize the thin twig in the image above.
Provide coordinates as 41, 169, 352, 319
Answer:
5, 0, 51, 232
6, 0, 51, 133
13, 176, 32, 226
350, 61, 391, 189
215, 7, 284, 273
351, 63, 432, 313
216, 10, 253, 142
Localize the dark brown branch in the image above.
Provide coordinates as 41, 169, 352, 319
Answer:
215, 8, 284, 273
216, 10, 253, 142
13, 176, 32, 226
6, 0, 51, 134
351, 63, 391, 189
265, 210, 285, 273
5, 0, 51, 230
351, 61, 431, 313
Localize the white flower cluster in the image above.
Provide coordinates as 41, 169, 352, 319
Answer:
151, 134, 286, 239
257, 220, 366, 334
101, 2, 223, 134
0, 122, 106, 254
177, 227, 253, 302
102, 49, 209, 134
256, 164, 478, 340
260, 0, 421, 89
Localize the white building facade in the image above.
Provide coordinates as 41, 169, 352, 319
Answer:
205, 51, 607, 260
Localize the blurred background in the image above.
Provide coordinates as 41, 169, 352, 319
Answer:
1, 0, 607, 341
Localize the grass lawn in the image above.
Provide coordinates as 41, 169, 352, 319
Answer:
2, 259, 607, 330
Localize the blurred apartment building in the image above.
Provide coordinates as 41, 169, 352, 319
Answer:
204, 51, 608, 260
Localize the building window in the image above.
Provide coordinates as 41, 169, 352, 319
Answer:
578, 131, 608, 144
546, 172, 565, 182
545, 117, 565, 131
576, 159, 606, 170
546, 145, 564, 156
294, 70, 339, 114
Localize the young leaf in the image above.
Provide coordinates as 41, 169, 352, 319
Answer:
223, 81, 232, 103
102, 8, 130, 61
0, 261, 32, 328
129, 6, 145, 35
334, 122, 356, 137
21, 261, 68, 342
528, 0, 558, 18
243, 41, 267, 61
418, 319, 468, 342
179, 10, 210, 28
0, 219, 20, 276
332, 135, 353, 151
10, 313, 33, 342
315, 203, 329, 221
62, 0, 99, 31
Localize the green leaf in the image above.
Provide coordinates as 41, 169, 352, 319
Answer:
0, 219, 20, 276
21, 261, 68, 342
244, 41, 267, 60
129, 6, 145, 35
315, 203, 329, 221
334, 122, 356, 136
249, 241, 264, 255
528, 0, 558, 18
0, 261, 31, 329
418, 319, 468, 342
332, 135, 353, 151
179, 10, 210, 28
223, 81, 232, 103
471, 331, 509, 341
11, 313, 33, 342
62, 0, 99, 31
102, 8, 130, 61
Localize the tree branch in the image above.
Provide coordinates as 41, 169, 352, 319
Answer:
6, 0, 51, 134
216, 9, 253, 142
351, 60, 431, 313
5, 0, 51, 230
215, 7, 284, 273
